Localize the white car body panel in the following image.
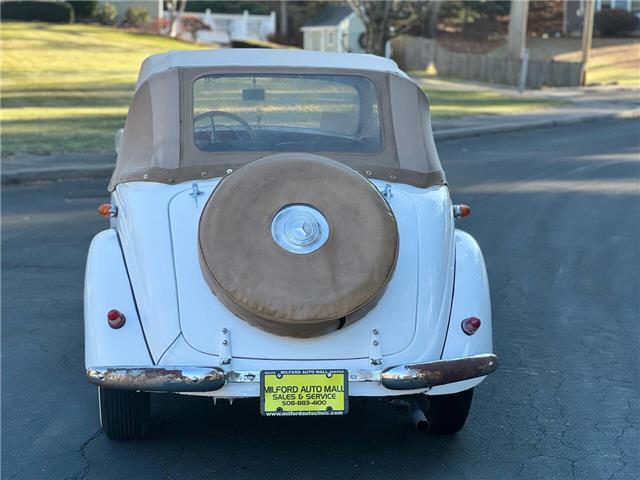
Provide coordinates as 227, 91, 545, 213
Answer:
112, 184, 182, 360
429, 229, 494, 395
84, 229, 152, 367
149, 225, 492, 397
85, 181, 493, 398
109, 180, 455, 364
169, 179, 441, 360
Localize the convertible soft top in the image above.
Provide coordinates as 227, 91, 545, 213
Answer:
109, 49, 445, 191
135, 49, 412, 87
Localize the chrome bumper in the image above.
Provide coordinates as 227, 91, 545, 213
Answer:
380, 354, 499, 390
86, 366, 226, 392
86, 354, 498, 393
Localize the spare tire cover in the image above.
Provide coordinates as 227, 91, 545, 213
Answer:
198, 153, 398, 338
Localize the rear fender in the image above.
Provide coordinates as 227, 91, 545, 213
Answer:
429, 229, 493, 395
84, 229, 153, 368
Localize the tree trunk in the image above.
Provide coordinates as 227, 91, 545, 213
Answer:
367, 23, 388, 57
280, 1, 288, 37
168, 0, 187, 38
169, 18, 179, 38
424, 1, 441, 38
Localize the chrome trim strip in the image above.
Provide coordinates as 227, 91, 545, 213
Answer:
86, 366, 226, 392
381, 354, 499, 390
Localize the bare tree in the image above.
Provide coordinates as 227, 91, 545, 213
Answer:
347, 1, 441, 56
421, 1, 442, 38
280, 1, 288, 37
166, 0, 188, 38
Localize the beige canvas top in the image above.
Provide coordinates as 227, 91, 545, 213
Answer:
109, 49, 444, 191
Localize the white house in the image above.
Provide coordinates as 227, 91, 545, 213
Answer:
300, 5, 365, 53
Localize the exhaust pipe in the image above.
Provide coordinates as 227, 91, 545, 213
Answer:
407, 397, 430, 433
388, 397, 431, 433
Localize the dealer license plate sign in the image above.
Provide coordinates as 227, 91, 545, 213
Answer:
260, 369, 348, 416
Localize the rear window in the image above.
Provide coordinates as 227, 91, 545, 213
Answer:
193, 74, 382, 154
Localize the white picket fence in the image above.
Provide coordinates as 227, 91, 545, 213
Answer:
170, 9, 276, 44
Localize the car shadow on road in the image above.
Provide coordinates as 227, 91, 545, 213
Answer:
91, 392, 474, 479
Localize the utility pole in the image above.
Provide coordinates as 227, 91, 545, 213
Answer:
580, 0, 595, 85
507, 0, 530, 92
506, 0, 529, 59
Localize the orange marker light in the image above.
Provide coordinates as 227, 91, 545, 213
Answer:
98, 203, 116, 217
453, 204, 471, 218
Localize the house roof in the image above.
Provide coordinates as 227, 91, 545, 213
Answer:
303, 5, 353, 27
136, 49, 408, 87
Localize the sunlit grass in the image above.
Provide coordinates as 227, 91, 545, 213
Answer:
1, 22, 209, 156
411, 72, 564, 117
426, 88, 562, 118
555, 42, 640, 86
0, 22, 575, 156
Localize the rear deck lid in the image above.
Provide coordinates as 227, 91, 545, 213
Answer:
168, 181, 420, 361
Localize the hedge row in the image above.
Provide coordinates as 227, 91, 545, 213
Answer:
1, 1, 75, 23
595, 9, 639, 36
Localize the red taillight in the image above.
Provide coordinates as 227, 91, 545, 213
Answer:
461, 316, 481, 335
107, 309, 126, 329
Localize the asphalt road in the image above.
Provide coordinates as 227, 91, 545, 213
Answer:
2, 119, 639, 480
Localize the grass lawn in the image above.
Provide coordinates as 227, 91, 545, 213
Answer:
491, 37, 640, 87
412, 75, 564, 118
1, 22, 207, 157
427, 89, 562, 118
1, 22, 566, 157
553, 40, 640, 87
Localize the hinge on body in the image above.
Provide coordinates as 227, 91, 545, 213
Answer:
369, 329, 382, 365
219, 327, 232, 366
378, 184, 392, 200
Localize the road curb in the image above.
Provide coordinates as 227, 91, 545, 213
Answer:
433, 108, 640, 141
3, 109, 639, 185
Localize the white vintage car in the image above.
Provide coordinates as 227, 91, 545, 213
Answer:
85, 49, 498, 440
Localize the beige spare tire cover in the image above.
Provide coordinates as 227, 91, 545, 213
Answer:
198, 153, 398, 338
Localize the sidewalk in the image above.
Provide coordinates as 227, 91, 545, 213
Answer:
2, 83, 639, 185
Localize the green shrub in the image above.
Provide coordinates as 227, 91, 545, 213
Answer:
595, 8, 639, 36
68, 1, 98, 19
95, 2, 117, 25
0, 1, 75, 23
124, 6, 149, 27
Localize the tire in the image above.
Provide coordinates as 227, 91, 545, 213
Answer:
98, 387, 151, 440
419, 388, 474, 435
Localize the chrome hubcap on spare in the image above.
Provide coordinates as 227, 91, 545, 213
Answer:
271, 204, 329, 254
